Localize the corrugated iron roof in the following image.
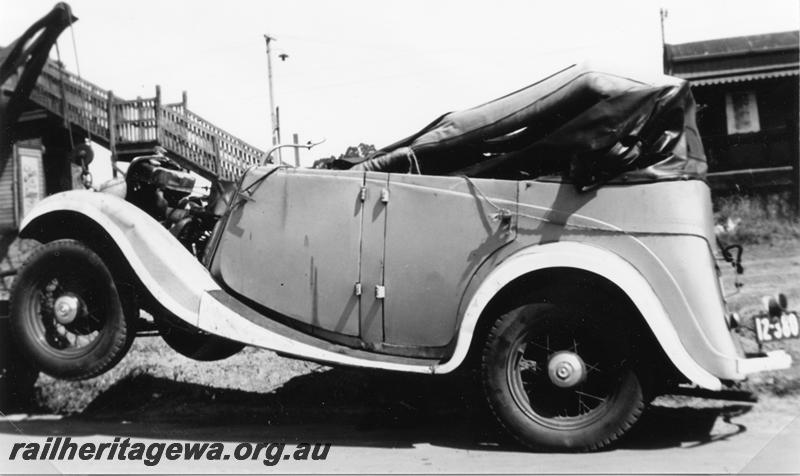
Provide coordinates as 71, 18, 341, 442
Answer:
667, 30, 798, 61
691, 69, 798, 86
665, 30, 798, 83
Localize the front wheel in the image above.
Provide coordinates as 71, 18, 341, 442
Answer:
482, 303, 644, 451
9, 240, 134, 380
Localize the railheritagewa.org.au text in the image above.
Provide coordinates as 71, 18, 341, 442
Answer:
9, 437, 331, 467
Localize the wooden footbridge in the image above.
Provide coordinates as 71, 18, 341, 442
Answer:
27, 59, 265, 180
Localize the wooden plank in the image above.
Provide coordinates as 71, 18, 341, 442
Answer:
154, 86, 161, 145
211, 135, 221, 175
107, 90, 117, 177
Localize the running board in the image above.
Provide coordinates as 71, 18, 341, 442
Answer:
197, 290, 442, 372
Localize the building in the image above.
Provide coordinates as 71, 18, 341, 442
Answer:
665, 30, 799, 202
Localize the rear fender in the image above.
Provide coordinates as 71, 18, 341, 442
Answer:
444, 241, 723, 390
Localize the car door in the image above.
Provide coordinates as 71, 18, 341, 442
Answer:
373, 174, 518, 349
213, 167, 364, 336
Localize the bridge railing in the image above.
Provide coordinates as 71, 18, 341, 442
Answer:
30, 60, 111, 141
27, 59, 264, 180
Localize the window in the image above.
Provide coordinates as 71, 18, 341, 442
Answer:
725, 91, 760, 134
15, 145, 45, 224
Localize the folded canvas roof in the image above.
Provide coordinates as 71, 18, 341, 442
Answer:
350, 62, 707, 190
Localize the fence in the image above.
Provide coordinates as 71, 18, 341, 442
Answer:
26, 59, 265, 180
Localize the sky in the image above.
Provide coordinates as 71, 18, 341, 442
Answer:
1, 0, 798, 183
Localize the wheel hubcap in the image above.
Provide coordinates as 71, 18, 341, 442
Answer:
53, 294, 81, 325
547, 350, 586, 388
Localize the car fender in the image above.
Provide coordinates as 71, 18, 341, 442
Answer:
19, 190, 219, 327
441, 241, 722, 390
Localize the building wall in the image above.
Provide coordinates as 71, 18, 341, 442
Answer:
692, 76, 799, 174
0, 138, 77, 295
0, 158, 16, 232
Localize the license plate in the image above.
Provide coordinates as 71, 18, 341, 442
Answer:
754, 312, 800, 343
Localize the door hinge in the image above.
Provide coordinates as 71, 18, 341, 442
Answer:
375, 285, 386, 299
380, 188, 389, 203
354, 282, 362, 296
359, 186, 367, 202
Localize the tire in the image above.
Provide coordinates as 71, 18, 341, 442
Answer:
482, 302, 644, 451
9, 239, 134, 380
160, 324, 243, 361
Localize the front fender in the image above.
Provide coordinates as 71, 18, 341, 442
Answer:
20, 191, 219, 326
441, 241, 723, 390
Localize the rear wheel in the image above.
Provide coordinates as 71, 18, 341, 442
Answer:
9, 240, 134, 380
482, 302, 644, 451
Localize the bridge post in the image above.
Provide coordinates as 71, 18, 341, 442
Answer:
107, 90, 117, 177
56, 61, 69, 129
154, 85, 162, 145
211, 135, 221, 176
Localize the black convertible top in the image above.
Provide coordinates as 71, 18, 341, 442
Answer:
347, 62, 707, 190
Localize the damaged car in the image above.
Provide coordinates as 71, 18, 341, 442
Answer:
9, 62, 795, 451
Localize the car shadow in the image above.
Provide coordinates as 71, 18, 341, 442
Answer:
4, 367, 754, 452
619, 402, 752, 450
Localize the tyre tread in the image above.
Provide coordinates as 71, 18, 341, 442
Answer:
9, 239, 134, 381
480, 303, 644, 451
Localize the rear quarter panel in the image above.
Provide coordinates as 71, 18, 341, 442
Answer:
457, 179, 741, 379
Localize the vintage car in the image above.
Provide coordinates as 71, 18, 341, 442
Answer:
8, 63, 795, 451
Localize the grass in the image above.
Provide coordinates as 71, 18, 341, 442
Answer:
32, 339, 323, 415
714, 192, 800, 245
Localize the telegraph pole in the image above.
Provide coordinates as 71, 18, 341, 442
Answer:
263, 34, 280, 162
660, 8, 670, 74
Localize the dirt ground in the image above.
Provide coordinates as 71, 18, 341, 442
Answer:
17, 239, 800, 445
719, 239, 800, 396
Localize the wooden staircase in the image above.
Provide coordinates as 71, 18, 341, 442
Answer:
26, 59, 265, 181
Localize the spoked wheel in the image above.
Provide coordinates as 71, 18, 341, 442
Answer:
10, 240, 134, 380
482, 303, 644, 451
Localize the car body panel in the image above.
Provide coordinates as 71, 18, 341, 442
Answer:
381, 173, 517, 347
449, 240, 724, 390
512, 180, 738, 377
17, 173, 792, 389
215, 168, 364, 336
359, 172, 389, 345
451, 179, 744, 380
213, 168, 520, 350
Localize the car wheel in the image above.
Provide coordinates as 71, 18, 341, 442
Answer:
160, 324, 244, 361
482, 302, 644, 451
9, 239, 134, 380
